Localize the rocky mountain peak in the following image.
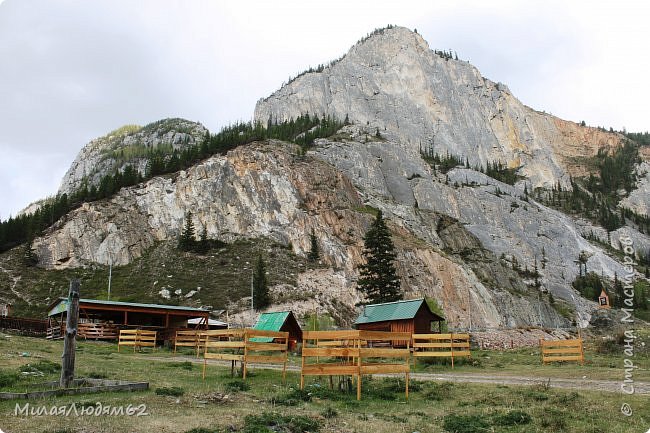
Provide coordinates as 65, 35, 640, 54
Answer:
58, 118, 208, 196
255, 26, 623, 189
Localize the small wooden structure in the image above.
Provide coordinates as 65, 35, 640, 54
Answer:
46, 298, 209, 342
540, 338, 584, 365
202, 328, 289, 381
300, 330, 411, 401
253, 311, 302, 350
598, 289, 611, 309
412, 333, 471, 368
354, 299, 445, 339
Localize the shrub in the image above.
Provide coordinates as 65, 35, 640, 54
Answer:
243, 412, 320, 433
270, 388, 311, 406
493, 410, 532, 426
20, 359, 60, 374
167, 361, 194, 371
0, 370, 20, 388
155, 386, 185, 397
442, 414, 490, 433
225, 380, 250, 392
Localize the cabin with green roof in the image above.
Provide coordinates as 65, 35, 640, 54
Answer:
253, 311, 302, 349
46, 298, 211, 342
354, 298, 444, 334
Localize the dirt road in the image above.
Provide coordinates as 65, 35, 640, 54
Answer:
140, 355, 650, 395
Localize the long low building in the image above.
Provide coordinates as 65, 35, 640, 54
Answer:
46, 298, 211, 341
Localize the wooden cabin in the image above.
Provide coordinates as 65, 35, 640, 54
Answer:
46, 298, 210, 342
354, 298, 445, 334
253, 311, 302, 349
598, 289, 611, 309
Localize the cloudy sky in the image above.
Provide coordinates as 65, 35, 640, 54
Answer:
0, 0, 648, 219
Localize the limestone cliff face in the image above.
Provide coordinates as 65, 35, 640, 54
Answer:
254, 26, 623, 188
33, 141, 567, 328
58, 118, 208, 195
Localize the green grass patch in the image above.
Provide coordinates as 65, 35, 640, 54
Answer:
155, 386, 185, 397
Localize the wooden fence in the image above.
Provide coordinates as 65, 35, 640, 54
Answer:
202, 329, 289, 381
0, 316, 47, 337
174, 329, 202, 356
300, 330, 411, 400
117, 329, 157, 352
412, 333, 471, 368
540, 338, 584, 365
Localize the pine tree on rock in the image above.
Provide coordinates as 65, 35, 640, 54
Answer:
178, 212, 196, 251
357, 210, 402, 304
253, 254, 270, 310
308, 229, 320, 262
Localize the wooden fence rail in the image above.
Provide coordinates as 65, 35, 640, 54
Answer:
117, 329, 157, 352
0, 317, 47, 337
540, 338, 584, 365
300, 330, 411, 401
412, 333, 471, 368
201, 329, 288, 381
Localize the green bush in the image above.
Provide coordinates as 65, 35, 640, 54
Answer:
155, 386, 185, 397
225, 380, 250, 392
443, 414, 490, 433
20, 359, 60, 374
167, 361, 194, 371
270, 388, 312, 406
0, 370, 20, 388
493, 410, 532, 426
243, 412, 320, 433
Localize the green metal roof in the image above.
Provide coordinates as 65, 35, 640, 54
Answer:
354, 299, 435, 325
48, 298, 209, 317
252, 311, 290, 342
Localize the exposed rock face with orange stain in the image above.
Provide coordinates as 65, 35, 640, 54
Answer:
255, 26, 624, 188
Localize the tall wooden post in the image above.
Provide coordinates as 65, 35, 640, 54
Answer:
60, 279, 80, 388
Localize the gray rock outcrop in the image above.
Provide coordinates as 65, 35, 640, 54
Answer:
58, 118, 208, 196
254, 26, 623, 189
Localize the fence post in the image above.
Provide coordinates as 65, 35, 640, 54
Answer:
60, 279, 80, 388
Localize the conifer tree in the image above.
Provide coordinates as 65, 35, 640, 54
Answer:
197, 226, 209, 254
308, 229, 319, 262
178, 212, 196, 251
253, 254, 270, 310
357, 210, 401, 304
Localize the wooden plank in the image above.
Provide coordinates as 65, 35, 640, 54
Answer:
543, 355, 583, 362
360, 364, 410, 374
205, 353, 243, 361
413, 342, 452, 348
413, 351, 453, 357
246, 355, 287, 364
302, 364, 359, 376
451, 350, 471, 357
204, 341, 245, 348
542, 348, 582, 354
302, 347, 359, 357
246, 342, 287, 351
360, 330, 411, 340
303, 330, 360, 340
540, 339, 582, 347
413, 333, 453, 339
201, 329, 245, 337
247, 329, 289, 338
360, 348, 410, 358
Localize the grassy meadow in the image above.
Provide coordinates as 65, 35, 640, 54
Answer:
0, 332, 648, 433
